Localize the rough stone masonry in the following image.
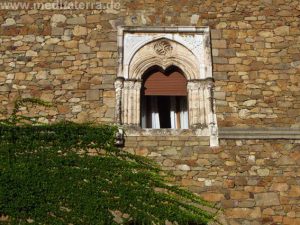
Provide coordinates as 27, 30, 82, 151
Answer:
0, 0, 299, 224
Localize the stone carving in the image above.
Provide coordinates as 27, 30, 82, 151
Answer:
153, 40, 173, 55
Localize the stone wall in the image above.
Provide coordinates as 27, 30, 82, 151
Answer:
0, 0, 300, 224
125, 137, 300, 225
0, 0, 299, 127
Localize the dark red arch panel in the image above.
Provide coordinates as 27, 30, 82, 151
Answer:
143, 70, 187, 96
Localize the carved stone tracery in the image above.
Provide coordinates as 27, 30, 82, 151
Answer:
153, 40, 173, 55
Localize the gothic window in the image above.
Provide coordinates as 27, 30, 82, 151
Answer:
114, 26, 219, 147
141, 66, 189, 129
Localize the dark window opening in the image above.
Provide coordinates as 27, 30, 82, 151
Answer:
141, 96, 188, 129
158, 96, 171, 128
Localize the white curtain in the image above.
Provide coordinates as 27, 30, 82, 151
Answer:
151, 96, 160, 129
180, 97, 189, 129
141, 97, 147, 128
170, 97, 188, 129
170, 97, 177, 129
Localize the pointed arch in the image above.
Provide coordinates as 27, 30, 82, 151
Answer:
128, 38, 199, 80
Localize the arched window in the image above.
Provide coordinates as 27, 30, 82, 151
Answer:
141, 66, 189, 129
114, 26, 219, 147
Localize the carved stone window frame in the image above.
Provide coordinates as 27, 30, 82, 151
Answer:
114, 26, 219, 147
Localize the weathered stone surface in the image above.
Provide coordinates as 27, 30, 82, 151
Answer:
257, 168, 269, 176
239, 109, 250, 119
79, 44, 91, 53
66, 17, 86, 25
23, 35, 35, 42
243, 100, 256, 107
212, 40, 227, 49
291, 61, 300, 69
45, 38, 60, 45
283, 217, 300, 225
51, 69, 65, 75
64, 40, 78, 49
52, 27, 64, 36
274, 26, 290, 36
100, 42, 117, 51
19, 15, 34, 24
15, 73, 26, 80
2, 18, 16, 26
87, 15, 101, 23
270, 183, 289, 192
177, 164, 191, 171
213, 72, 228, 80
238, 200, 255, 208
226, 207, 261, 219
163, 148, 177, 156
230, 191, 249, 200
86, 90, 100, 101
254, 193, 280, 206
258, 31, 273, 38
163, 159, 175, 167
190, 14, 200, 25
277, 156, 295, 165
288, 185, 300, 197
51, 14, 67, 23
73, 26, 87, 36
202, 193, 224, 202
72, 105, 82, 113
25, 50, 37, 57
135, 147, 148, 156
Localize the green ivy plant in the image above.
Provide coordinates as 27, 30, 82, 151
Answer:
0, 98, 52, 125
0, 98, 219, 225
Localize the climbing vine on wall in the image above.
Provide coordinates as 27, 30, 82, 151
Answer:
0, 98, 218, 225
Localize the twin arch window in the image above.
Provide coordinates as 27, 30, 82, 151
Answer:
141, 66, 189, 129
115, 26, 219, 146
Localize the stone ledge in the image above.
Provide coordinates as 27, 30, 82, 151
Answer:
119, 26, 209, 34
219, 128, 300, 140
125, 127, 210, 137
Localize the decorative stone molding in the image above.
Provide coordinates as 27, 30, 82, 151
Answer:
219, 128, 300, 140
115, 26, 219, 147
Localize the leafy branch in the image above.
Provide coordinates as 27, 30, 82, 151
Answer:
0, 98, 52, 125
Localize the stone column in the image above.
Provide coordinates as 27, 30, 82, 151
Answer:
187, 82, 195, 126
205, 80, 219, 147
134, 81, 142, 126
187, 79, 219, 146
122, 80, 129, 125
114, 77, 124, 124
187, 81, 208, 128
122, 79, 142, 126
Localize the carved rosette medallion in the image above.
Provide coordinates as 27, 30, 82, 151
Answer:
153, 40, 173, 55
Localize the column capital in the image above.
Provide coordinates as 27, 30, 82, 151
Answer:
123, 80, 134, 89
114, 77, 124, 90
187, 78, 214, 90
124, 79, 142, 89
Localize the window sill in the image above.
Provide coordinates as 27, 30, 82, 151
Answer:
124, 126, 210, 137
